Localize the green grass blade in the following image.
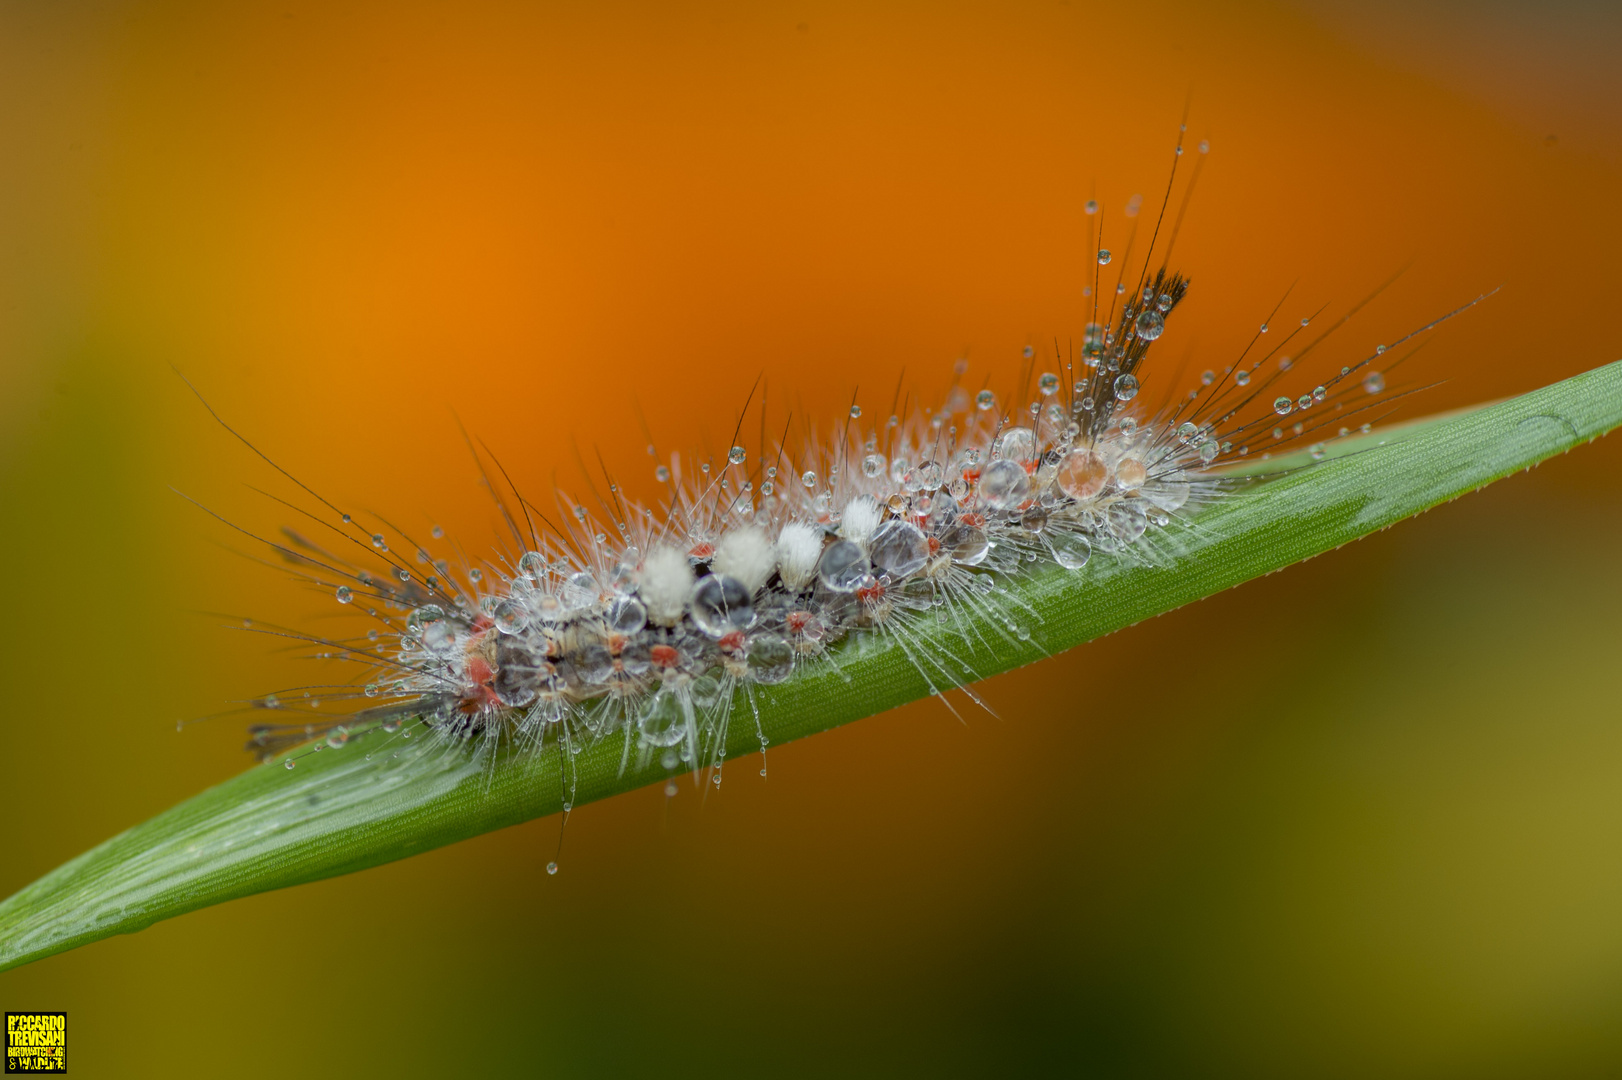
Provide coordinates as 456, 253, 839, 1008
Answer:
4, 360, 1620, 973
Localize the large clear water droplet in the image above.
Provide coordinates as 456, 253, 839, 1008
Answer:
689, 574, 754, 637
816, 540, 871, 593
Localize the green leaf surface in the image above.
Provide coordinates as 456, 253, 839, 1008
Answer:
4, 360, 1620, 973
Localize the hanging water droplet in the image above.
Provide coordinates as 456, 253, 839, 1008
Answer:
1097, 249, 1111, 265
1038, 372, 1059, 396
1113, 374, 1139, 401
728, 446, 746, 465
975, 389, 996, 412
546, 861, 558, 875
801, 470, 817, 488
335, 585, 352, 604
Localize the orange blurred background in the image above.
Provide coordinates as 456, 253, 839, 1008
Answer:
3, 1, 1621, 1075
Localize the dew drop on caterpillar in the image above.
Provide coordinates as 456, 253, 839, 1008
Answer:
178, 120, 1491, 857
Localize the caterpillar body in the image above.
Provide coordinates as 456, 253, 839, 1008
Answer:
194, 139, 1483, 812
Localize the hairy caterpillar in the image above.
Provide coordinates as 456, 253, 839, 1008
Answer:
180, 129, 1489, 840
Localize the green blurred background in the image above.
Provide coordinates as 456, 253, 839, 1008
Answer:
3, 1, 1621, 1075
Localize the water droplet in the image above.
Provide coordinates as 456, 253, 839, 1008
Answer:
1056, 449, 1108, 500
493, 600, 529, 635
978, 459, 1031, 512
817, 540, 871, 593
335, 585, 352, 604
1097, 249, 1112, 266
1273, 397, 1293, 416
975, 389, 996, 412
1050, 530, 1092, 570
1084, 199, 1098, 214
1134, 310, 1164, 341
747, 632, 794, 684
1362, 371, 1385, 394
1038, 372, 1059, 396
1020, 506, 1048, 533
1198, 139, 1210, 153
637, 687, 688, 747
341, 513, 352, 524
849, 405, 862, 419
284, 759, 295, 770
690, 574, 754, 637
1375, 344, 1388, 355
1199, 442, 1219, 463
728, 446, 746, 465
940, 524, 990, 565
1234, 369, 1251, 387
546, 861, 558, 875
861, 453, 886, 479
870, 519, 930, 577
904, 460, 945, 492
801, 470, 817, 489
1113, 374, 1139, 401
1298, 394, 1313, 410
993, 426, 1036, 463
371, 533, 385, 548
1309, 443, 1327, 460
